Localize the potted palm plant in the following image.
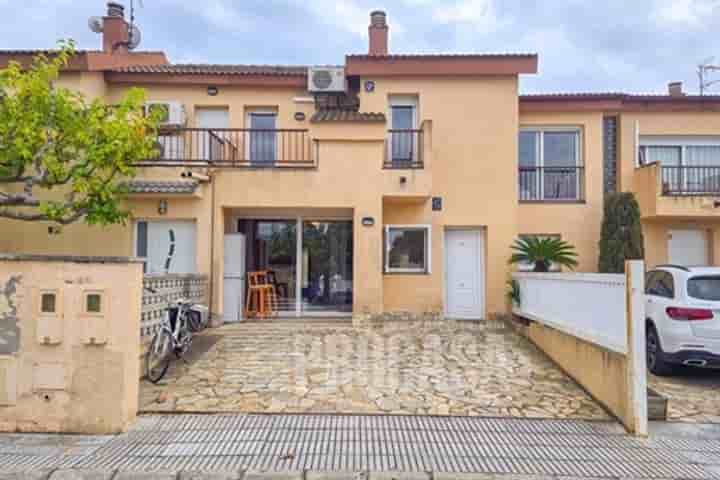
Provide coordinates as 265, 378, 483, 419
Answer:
509, 236, 578, 272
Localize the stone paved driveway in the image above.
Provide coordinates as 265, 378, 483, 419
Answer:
649, 369, 720, 423
139, 319, 610, 420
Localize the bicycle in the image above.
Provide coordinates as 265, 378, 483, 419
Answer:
145, 287, 196, 384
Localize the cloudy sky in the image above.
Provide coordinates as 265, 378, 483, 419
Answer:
0, 0, 719, 94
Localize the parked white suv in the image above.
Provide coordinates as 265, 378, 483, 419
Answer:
645, 265, 720, 375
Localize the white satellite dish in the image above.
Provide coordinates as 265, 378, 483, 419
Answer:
88, 16, 103, 34
128, 24, 142, 50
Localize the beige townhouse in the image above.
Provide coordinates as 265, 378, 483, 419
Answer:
3, 2, 720, 323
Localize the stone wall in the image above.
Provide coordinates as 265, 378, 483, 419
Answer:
0, 254, 143, 434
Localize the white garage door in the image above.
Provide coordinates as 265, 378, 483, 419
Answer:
445, 229, 484, 319
668, 229, 708, 266
136, 220, 197, 274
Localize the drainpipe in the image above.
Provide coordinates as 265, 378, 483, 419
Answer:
208, 169, 217, 323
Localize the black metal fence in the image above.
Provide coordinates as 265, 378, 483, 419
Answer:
384, 129, 424, 169
135, 128, 316, 168
519, 166, 585, 201
661, 166, 720, 195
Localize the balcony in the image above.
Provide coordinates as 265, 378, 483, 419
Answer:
634, 163, 720, 218
384, 129, 424, 169
660, 166, 720, 196
135, 128, 317, 168
519, 166, 585, 202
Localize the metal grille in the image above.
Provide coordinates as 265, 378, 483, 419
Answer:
1, 414, 718, 478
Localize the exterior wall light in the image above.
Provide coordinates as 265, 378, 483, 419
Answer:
361, 217, 375, 227
207, 86, 219, 96
158, 199, 168, 215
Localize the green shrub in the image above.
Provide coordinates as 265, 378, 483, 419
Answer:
598, 192, 644, 273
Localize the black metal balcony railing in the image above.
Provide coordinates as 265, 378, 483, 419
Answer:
384, 129, 424, 169
135, 128, 316, 168
661, 166, 720, 195
519, 166, 585, 201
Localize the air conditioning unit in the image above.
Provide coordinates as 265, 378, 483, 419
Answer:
145, 101, 186, 126
308, 67, 346, 93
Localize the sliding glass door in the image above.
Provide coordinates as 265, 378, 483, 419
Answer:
301, 221, 353, 314
236, 217, 353, 316
237, 219, 297, 314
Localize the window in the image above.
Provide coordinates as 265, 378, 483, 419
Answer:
135, 220, 197, 274
687, 276, 720, 301
384, 225, 430, 273
40, 293, 56, 314
518, 128, 582, 201
247, 111, 277, 164
646, 271, 674, 299
515, 234, 562, 272
388, 96, 419, 167
85, 293, 102, 314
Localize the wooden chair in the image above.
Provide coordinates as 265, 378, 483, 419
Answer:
245, 271, 277, 318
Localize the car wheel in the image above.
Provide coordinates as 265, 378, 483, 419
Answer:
647, 324, 673, 376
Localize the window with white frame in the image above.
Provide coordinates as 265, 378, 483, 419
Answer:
515, 234, 562, 272
384, 225, 430, 273
519, 128, 583, 201
639, 136, 720, 194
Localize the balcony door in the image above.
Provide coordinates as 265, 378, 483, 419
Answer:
196, 107, 229, 161
247, 111, 277, 165
389, 97, 418, 167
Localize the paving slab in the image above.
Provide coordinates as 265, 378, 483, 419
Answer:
649, 369, 720, 423
178, 471, 243, 480
139, 320, 609, 420
2, 413, 720, 479
47, 471, 114, 480
243, 472, 304, 480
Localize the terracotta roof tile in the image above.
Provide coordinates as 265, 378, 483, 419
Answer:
347, 53, 536, 59
126, 180, 198, 194
310, 110, 386, 123
113, 64, 308, 76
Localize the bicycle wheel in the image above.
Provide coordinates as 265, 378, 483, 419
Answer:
187, 308, 204, 333
146, 329, 172, 384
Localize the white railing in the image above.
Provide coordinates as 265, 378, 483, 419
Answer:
512, 272, 627, 354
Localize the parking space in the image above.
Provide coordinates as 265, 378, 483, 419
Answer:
139, 319, 610, 420
649, 369, 720, 423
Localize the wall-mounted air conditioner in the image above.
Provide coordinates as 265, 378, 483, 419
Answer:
307, 67, 346, 93
145, 101, 187, 126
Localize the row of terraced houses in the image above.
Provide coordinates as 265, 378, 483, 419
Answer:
4, 2, 720, 322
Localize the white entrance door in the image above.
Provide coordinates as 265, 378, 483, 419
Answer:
445, 229, 484, 319
668, 229, 709, 266
138, 220, 197, 274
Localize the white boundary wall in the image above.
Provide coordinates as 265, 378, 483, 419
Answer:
512, 272, 627, 354
512, 261, 647, 436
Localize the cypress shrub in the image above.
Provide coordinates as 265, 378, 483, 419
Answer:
598, 192, 644, 273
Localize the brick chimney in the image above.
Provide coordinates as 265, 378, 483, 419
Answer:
103, 2, 129, 54
668, 81, 685, 97
368, 10, 388, 56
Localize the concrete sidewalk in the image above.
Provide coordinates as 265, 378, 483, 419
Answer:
1, 414, 719, 479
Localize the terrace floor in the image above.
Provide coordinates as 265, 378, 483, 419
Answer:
139, 319, 610, 420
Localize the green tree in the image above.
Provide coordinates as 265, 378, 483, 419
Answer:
0, 42, 159, 225
508, 236, 579, 272
598, 192, 645, 273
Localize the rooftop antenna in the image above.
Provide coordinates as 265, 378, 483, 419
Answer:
127, 0, 143, 50
698, 57, 720, 95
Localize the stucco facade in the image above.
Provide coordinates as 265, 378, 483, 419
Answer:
4, 5, 720, 323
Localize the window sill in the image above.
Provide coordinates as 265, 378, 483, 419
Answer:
519, 200, 586, 204
383, 270, 430, 276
